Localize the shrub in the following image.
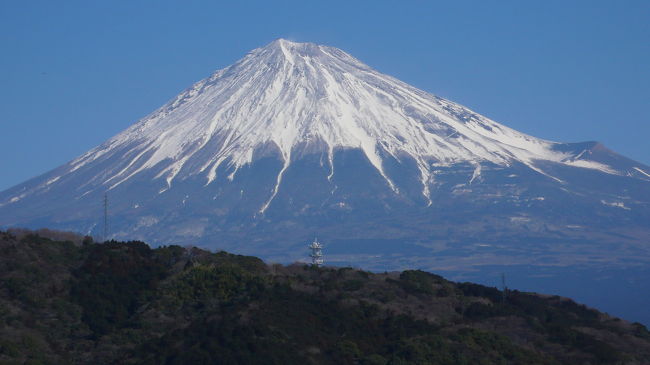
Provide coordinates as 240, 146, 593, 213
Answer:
398, 270, 443, 295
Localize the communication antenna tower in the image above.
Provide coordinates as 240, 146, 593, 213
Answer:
309, 238, 324, 267
103, 193, 108, 242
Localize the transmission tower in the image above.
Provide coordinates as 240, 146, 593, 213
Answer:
308, 238, 324, 267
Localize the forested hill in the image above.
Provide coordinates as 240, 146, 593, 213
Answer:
1, 229, 649, 364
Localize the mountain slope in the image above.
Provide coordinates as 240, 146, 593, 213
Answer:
2, 39, 648, 215
1, 39, 648, 229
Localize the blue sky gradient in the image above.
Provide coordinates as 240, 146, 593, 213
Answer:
1, 0, 648, 191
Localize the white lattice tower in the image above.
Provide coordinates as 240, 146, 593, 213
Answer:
309, 238, 324, 267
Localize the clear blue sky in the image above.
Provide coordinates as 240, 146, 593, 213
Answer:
1, 0, 648, 191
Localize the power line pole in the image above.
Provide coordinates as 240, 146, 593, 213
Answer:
501, 273, 508, 304
103, 193, 108, 242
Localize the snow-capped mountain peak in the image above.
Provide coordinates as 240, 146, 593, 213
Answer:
7, 39, 644, 213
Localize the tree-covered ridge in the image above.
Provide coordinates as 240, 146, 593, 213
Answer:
0, 229, 649, 364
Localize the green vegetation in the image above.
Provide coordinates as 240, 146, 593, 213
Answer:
71, 240, 170, 335
0, 229, 649, 364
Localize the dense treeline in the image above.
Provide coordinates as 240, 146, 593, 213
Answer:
0, 229, 649, 364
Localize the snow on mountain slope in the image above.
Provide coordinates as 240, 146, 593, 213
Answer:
46, 39, 625, 211
2, 39, 647, 214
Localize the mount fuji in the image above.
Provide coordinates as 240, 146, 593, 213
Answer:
1, 39, 649, 277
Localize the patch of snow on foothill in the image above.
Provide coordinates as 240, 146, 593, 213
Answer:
46, 39, 625, 211
600, 200, 631, 210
